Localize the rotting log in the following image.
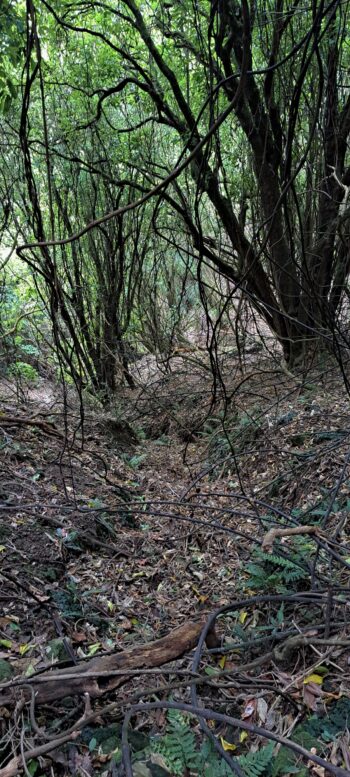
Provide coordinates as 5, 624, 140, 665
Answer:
0, 415, 63, 438
0, 618, 218, 705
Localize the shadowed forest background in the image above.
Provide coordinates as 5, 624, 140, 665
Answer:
1, 1, 350, 776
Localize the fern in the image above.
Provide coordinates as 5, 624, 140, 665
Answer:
154, 712, 275, 777
153, 698, 350, 777
152, 710, 201, 775
256, 550, 307, 578
200, 740, 234, 777
201, 740, 275, 777
238, 743, 274, 777
245, 547, 308, 593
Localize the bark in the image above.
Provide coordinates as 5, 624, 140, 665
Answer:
0, 618, 218, 706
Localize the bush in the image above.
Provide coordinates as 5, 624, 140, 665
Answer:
7, 361, 39, 382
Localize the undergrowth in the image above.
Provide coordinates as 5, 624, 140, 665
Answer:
151, 709, 274, 776
148, 697, 350, 776
203, 406, 264, 466
244, 544, 311, 593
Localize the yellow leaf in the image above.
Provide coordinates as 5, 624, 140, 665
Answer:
303, 673, 323, 685
220, 737, 236, 752
19, 644, 30, 656
191, 585, 208, 604
131, 617, 138, 625
240, 731, 248, 743
107, 601, 114, 612
0, 545, 5, 552
239, 611, 248, 625
218, 656, 226, 669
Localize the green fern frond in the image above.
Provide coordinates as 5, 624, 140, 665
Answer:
256, 549, 306, 576
238, 742, 274, 777
152, 711, 201, 774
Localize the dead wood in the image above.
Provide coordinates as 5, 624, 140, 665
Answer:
262, 524, 319, 552
0, 731, 80, 777
0, 618, 217, 706
0, 415, 63, 438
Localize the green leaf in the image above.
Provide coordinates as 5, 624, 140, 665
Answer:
27, 761, 39, 777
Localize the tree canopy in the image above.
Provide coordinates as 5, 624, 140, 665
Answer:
1, 0, 350, 391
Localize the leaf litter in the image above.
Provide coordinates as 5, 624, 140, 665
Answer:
0, 351, 350, 775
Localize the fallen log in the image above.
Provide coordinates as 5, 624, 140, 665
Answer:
0, 415, 63, 438
0, 618, 218, 705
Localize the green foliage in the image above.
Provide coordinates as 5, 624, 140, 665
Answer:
272, 696, 350, 776
300, 695, 350, 742
152, 698, 350, 777
7, 361, 38, 382
55, 528, 81, 551
152, 710, 200, 775
125, 453, 147, 470
152, 710, 275, 776
2, 0, 350, 386
14, 340, 39, 358
272, 730, 317, 777
238, 743, 275, 777
0, 273, 45, 382
0, 0, 25, 113
51, 587, 83, 620
26, 760, 39, 777
244, 547, 309, 593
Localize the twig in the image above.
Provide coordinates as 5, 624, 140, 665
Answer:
0, 730, 80, 777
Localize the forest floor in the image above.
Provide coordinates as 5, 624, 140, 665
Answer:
1, 348, 350, 776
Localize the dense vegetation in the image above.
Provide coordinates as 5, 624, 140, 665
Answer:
1, 2, 350, 777
1, 0, 350, 391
